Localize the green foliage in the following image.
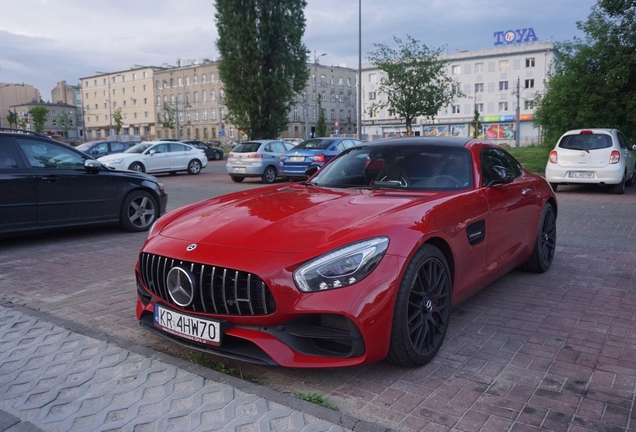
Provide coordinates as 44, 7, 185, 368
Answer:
6, 111, 18, 128
17, 116, 28, 129
533, 0, 636, 144
368, 35, 460, 136
57, 112, 72, 136
113, 108, 123, 134
188, 353, 258, 382
160, 105, 176, 130
293, 392, 338, 410
471, 109, 482, 138
316, 98, 327, 137
28, 105, 49, 133
506, 145, 552, 174
215, 0, 309, 139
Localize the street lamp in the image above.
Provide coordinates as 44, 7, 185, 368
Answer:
357, 0, 362, 139
313, 51, 326, 138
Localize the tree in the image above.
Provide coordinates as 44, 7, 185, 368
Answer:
367, 35, 460, 136
28, 105, 48, 133
6, 111, 17, 128
316, 99, 327, 137
160, 105, 176, 131
113, 108, 124, 134
533, 0, 636, 145
58, 112, 72, 138
17, 116, 28, 129
215, 0, 309, 139
470, 109, 482, 138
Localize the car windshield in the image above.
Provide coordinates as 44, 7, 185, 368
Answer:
294, 139, 334, 150
308, 144, 473, 191
232, 142, 262, 153
560, 134, 612, 150
125, 143, 153, 153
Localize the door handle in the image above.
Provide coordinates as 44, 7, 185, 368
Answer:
38, 175, 60, 183
521, 188, 531, 195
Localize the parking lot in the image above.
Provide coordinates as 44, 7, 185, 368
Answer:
1, 162, 635, 431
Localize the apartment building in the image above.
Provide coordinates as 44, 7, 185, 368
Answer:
0, 83, 41, 128
361, 42, 554, 146
9, 101, 81, 140
80, 67, 163, 140
286, 63, 358, 139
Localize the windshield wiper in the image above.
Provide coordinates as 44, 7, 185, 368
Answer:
567, 147, 590, 153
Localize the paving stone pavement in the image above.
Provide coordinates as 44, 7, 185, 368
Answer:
0, 305, 368, 432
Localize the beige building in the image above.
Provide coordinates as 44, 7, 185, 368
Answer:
0, 83, 41, 128
154, 61, 231, 142
51, 81, 84, 142
80, 67, 163, 141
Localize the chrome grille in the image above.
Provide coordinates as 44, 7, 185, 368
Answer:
139, 252, 276, 316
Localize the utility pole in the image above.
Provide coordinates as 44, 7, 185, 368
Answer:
314, 51, 326, 139
515, 76, 520, 148
357, 0, 362, 140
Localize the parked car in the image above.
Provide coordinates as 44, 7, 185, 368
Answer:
279, 137, 363, 180
545, 128, 636, 194
0, 128, 167, 234
98, 141, 207, 175
182, 140, 224, 161
226, 139, 295, 183
135, 136, 557, 368
75, 140, 133, 158
282, 137, 304, 146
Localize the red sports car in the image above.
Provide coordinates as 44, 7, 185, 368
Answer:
136, 137, 557, 368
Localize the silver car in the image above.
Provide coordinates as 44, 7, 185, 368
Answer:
226, 140, 295, 183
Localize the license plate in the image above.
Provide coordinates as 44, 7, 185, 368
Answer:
233, 167, 246, 173
154, 305, 221, 345
289, 156, 305, 162
568, 171, 594, 178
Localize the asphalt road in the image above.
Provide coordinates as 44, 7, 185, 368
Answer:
1, 161, 635, 431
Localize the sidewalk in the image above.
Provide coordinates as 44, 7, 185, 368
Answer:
0, 304, 378, 432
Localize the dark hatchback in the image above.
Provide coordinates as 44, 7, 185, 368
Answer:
0, 128, 168, 235
75, 140, 134, 158
182, 140, 224, 161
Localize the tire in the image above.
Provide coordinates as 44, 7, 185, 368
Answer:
261, 166, 277, 184
168, 171, 178, 176
119, 190, 158, 232
625, 166, 636, 187
387, 244, 452, 367
187, 159, 202, 175
521, 203, 556, 273
213, 151, 222, 161
128, 162, 145, 173
549, 183, 558, 192
612, 175, 625, 195
231, 176, 244, 183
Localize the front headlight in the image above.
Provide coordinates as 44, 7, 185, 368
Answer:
294, 237, 389, 292
109, 158, 124, 164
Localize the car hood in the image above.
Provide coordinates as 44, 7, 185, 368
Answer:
157, 184, 440, 253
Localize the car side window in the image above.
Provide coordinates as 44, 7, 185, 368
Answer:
481, 148, 522, 186
263, 144, 272, 152
94, 142, 109, 154
151, 144, 168, 153
0, 140, 20, 169
271, 142, 286, 153
617, 131, 628, 149
110, 142, 125, 152
169, 144, 188, 152
16, 138, 86, 170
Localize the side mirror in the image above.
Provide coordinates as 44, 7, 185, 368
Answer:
84, 159, 102, 173
305, 165, 320, 178
487, 165, 514, 187
148, 149, 156, 155
631, 144, 636, 151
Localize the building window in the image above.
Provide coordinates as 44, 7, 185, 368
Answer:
210, 73, 215, 82
475, 62, 484, 73
499, 102, 509, 111
452, 83, 461, 94
186, 77, 190, 85
526, 57, 535, 68
330, 76, 334, 85
499, 81, 509, 91
293, 107, 298, 120
347, 78, 351, 87
194, 91, 199, 102
321, 90, 326, 101
330, 109, 335, 120
170, 78, 175, 87
211, 109, 216, 119
194, 110, 199, 121
525, 79, 535, 89
452, 105, 460, 114
475, 83, 484, 93
320, 75, 326, 86
210, 90, 215, 101
203, 109, 208, 120
219, 89, 224, 102
220, 108, 224, 120
499, 60, 510, 71
369, 73, 376, 82
330, 91, 336, 102
368, 91, 376, 100
194, 75, 198, 85
475, 103, 484, 112
524, 100, 534, 110
202, 74, 206, 83
452, 65, 461, 74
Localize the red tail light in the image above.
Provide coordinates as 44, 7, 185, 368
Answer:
312, 154, 326, 163
549, 150, 558, 164
280, 155, 284, 163
610, 150, 620, 164
247, 153, 263, 159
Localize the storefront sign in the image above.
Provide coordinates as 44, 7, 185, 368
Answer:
494, 28, 538, 45
362, 118, 417, 126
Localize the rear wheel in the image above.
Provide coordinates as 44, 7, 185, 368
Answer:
612, 175, 625, 195
120, 190, 158, 232
625, 165, 636, 187
388, 244, 452, 367
213, 151, 223, 160
261, 166, 277, 184
521, 203, 556, 273
231, 176, 244, 183
187, 159, 202, 175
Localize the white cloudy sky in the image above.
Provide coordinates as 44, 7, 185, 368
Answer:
1, 0, 598, 100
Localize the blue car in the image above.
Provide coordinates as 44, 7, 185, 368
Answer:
76, 140, 134, 159
279, 137, 362, 180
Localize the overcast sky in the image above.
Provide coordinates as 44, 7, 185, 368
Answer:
1, 0, 598, 100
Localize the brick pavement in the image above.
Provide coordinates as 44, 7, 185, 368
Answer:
0, 176, 634, 431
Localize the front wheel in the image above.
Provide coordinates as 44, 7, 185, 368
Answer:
128, 162, 145, 173
388, 244, 452, 367
187, 159, 202, 175
625, 166, 636, 187
230, 176, 244, 183
119, 190, 158, 232
261, 166, 277, 184
213, 151, 223, 160
521, 203, 556, 273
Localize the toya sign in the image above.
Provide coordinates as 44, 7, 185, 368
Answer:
494, 28, 538, 45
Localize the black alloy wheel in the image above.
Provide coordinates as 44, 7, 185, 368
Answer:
388, 244, 451, 367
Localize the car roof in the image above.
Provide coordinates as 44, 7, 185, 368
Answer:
363, 136, 472, 148
561, 128, 614, 135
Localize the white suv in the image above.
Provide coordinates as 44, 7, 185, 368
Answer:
545, 129, 636, 194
